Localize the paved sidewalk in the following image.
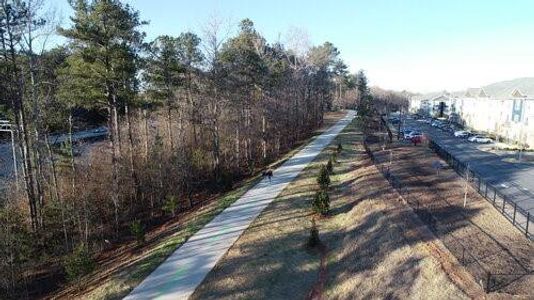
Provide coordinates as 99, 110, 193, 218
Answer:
125, 110, 356, 300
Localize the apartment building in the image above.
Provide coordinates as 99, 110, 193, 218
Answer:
409, 78, 534, 148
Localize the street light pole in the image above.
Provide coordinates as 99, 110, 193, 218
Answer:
0, 120, 18, 183
397, 106, 402, 140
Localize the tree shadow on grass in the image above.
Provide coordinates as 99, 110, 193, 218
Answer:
189, 177, 480, 300
368, 138, 534, 295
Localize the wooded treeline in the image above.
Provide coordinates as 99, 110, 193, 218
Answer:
0, 0, 374, 297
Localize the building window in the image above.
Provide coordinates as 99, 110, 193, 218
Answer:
512, 99, 523, 123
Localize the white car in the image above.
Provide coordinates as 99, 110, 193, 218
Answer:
468, 135, 493, 143
405, 131, 422, 140
454, 130, 470, 138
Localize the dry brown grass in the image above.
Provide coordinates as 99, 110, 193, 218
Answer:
368, 135, 534, 298
192, 119, 474, 299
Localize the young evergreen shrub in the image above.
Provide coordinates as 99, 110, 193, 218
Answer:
130, 220, 145, 245
306, 219, 321, 248
312, 190, 330, 215
317, 164, 331, 190
337, 143, 343, 153
326, 158, 333, 174
63, 244, 95, 282
332, 152, 337, 163
163, 195, 178, 217
218, 170, 234, 191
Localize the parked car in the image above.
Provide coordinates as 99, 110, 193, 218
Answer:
468, 135, 493, 143
405, 131, 422, 140
454, 130, 470, 138
400, 128, 413, 134
401, 129, 416, 139
437, 123, 448, 130
431, 121, 441, 127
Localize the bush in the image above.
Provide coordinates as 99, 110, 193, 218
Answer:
337, 143, 343, 153
63, 244, 94, 282
317, 164, 331, 190
312, 190, 330, 215
130, 220, 145, 245
218, 170, 234, 191
306, 219, 321, 248
163, 195, 178, 217
0, 207, 31, 293
326, 158, 333, 174
331, 152, 337, 163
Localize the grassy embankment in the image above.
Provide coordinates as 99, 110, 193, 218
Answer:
192, 117, 475, 299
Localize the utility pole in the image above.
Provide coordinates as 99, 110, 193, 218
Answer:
397, 106, 402, 140
518, 125, 525, 162
0, 120, 18, 183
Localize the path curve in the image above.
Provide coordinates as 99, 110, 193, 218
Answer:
125, 110, 356, 300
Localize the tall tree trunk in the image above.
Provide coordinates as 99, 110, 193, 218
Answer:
166, 104, 174, 151
27, 22, 46, 228
68, 112, 76, 196
4, 19, 39, 229
107, 85, 121, 236
210, 96, 221, 179
235, 127, 240, 169
261, 109, 267, 162
143, 108, 150, 162
45, 133, 69, 251
125, 104, 141, 214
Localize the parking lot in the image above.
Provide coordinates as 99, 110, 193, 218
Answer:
401, 116, 534, 227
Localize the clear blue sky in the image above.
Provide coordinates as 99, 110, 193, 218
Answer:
52, 0, 534, 93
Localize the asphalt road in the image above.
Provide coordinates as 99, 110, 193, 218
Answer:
404, 118, 534, 221
124, 110, 356, 300
0, 127, 107, 180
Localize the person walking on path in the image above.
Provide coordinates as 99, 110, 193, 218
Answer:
262, 169, 273, 182
124, 110, 356, 300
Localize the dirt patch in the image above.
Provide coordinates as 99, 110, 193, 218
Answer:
191, 119, 473, 299
366, 135, 534, 297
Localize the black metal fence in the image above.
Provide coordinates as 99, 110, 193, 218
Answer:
362, 138, 530, 293
428, 140, 532, 240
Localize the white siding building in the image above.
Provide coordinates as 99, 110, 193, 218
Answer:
409, 79, 534, 148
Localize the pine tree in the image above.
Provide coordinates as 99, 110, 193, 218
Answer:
312, 190, 330, 215
356, 70, 373, 118
326, 157, 333, 174
144, 35, 185, 151
219, 19, 268, 171
58, 0, 146, 235
306, 219, 321, 248
317, 164, 331, 190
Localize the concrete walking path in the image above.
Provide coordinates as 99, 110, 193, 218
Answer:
125, 110, 356, 300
